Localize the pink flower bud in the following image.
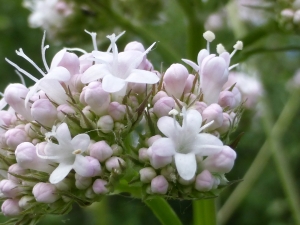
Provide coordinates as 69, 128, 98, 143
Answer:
218, 91, 236, 108
147, 135, 162, 147
163, 64, 189, 98
203, 146, 236, 173
15, 142, 53, 172
202, 103, 223, 130
0, 111, 16, 127
8, 164, 27, 183
19, 196, 35, 209
152, 91, 168, 105
105, 156, 126, 172
127, 82, 147, 94
201, 55, 228, 104
148, 147, 172, 169
217, 113, 231, 134
31, 99, 57, 127
191, 101, 207, 114
0, 179, 23, 198
4, 83, 32, 120
89, 141, 113, 162
24, 123, 39, 138
195, 170, 214, 191
108, 102, 126, 121
74, 156, 101, 177
151, 175, 169, 194
1, 199, 22, 217
79, 53, 93, 73
5, 128, 30, 149
33, 182, 60, 203
83, 81, 110, 115
57, 104, 76, 121
138, 148, 149, 162
124, 41, 145, 52
183, 74, 196, 93
50, 50, 80, 75
139, 167, 157, 183
230, 87, 242, 107
92, 179, 109, 194
153, 97, 175, 117
75, 173, 92, 190
97, 115, 114, 133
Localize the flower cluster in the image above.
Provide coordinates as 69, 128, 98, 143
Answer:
0, 30, 243, 223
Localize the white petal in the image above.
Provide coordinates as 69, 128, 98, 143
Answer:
118, 51, 144, 76
125, 69, 159, 84
71, 134, 90, 152
47, 66, 71, 82
102, 74, 126, 93
182, 59, 200, 72
157, 116, 180, 138
197, 49, 209, 67
73, 154, 90, 177
219, 52, 231, 67
192, 133, 223, 155
50, 49, 67, 69
25, 83, 40, 107
92, 51, 113, 63
39, 79, 68, 105
49, 163, 73, 184
151, 138, 176, 157
56, 123, 72, 143
174, 153, 196, 180
81, 64, 111, 84
182, 109, 202, 134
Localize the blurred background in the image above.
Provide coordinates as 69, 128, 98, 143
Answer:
0, 0, 300, 224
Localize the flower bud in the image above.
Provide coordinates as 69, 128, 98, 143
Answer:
152, 91, 168, 105
4, 83, 32, 120
5, 128, 30, 149
218, 91, 236, 108
83, 81, 110, 115
1, 199, 22, 217
105, 156, 126, 172
195, 170, 214, 191
89, 141, 113, 162
74, 156, 101, 177
111, 144, 123, 156
92, 179, 109, 194
0, 111, 15, 127
97, 115, 114, 133
202, 103, 223, 131
75, 173, 92, 190
0, 179, 23, 198
24, 123, 39, 139
147, 135, 162, 147
217, 113, 231, 134
203, 146, 237, 173
163, 64, 189, 98
79, 53, 93, 73
8, 164, 27, 183
191, 101, 207, 114
31, 99, 57, 127
153, 97, 175, 117
139, 167, 157, 183
138, 148, 149, 162
160, 165, 176, 182
50, 50, 80, 75
124, 41, 145, 52
151, 175, 169, 194
148, 147, 172, 169
19, 196, 35, 209
183, 74, 196, 93
57, 104, 76, 121
108, 102, 126, 121
15, 142, 53, 172
33, 182, 60, 203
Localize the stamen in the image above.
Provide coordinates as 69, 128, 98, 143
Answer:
15, 70, 26, 86
230, 41, 243, 58
5, 58, 39, 82
169, 109, 179, 116
229, 63, 239, 71
15, 49, 46, 76
107, 31, 126, 52
216, 44, 226, 55
41, 31, 50, 72
85, 30, 98, 51
72, 149, 82, 154
203, 31, 215, 54
199, 120, 214, 132
64, 47, 87, 54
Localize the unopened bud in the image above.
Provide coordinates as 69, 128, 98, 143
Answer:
32, 182, 60, 203
139, 167, 157, 183
151, 175, 169, 194
195, 170, 214, 191
92, 179, 109, 194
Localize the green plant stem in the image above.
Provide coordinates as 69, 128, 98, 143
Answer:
193, 199, 217, 225
144, 197, 182, 225
218, 88, 300, 224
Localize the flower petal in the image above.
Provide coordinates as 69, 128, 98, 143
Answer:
55, 123, 72, 146
71, 134, 90, 153
125, 69, 159, 84
49, 162, 73, 184
39, 79, 68, 105
182, 59, 199, 72
92, 51, 113, 63
50, 49, 67, 69
102, 74, 126, 93
81, 64, 111, 84
151, 138, 176, 157
117, 51, 144, 77
192, 133, 223, 156
157, 116, 181, 138
182, 109, 202, 134
47, 66, 71, 82
174, 153, 196, 180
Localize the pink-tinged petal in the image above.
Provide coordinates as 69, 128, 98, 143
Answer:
50, 49, 67, 69
197, 49, 209, 67
49, 163, 73, 184
25, 83, 39, 107
118, 51, 144, 77
92, 51, 113, 63
174, 153, 196, 180
157, 116, 180, 138
46, 67, 71, 82
102, 74, 126, 93
182, 109, 202, 134
71, 134, 90, 153
219, 52, 231, 67
182, 59, 199, 72
39, 79, 68, 105
81, 64, 111, 84
191, 133, 223, 155
200, 54, 215, 73
125, 69, 159, 84
151, 138, 176, 157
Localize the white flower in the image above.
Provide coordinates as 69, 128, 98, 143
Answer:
81, 33, 159, 96
37, 123, 90, 184
150, 108, 223, 180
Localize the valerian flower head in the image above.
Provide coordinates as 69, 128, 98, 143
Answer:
37, 123, 90, 184
150, 107, 223, 180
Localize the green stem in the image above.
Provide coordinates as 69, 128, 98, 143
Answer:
193, 199, 217, 225
218, 88, 300, 224
144, 197, 182, 225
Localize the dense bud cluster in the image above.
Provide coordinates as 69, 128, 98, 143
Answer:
0, 30, 244, 224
